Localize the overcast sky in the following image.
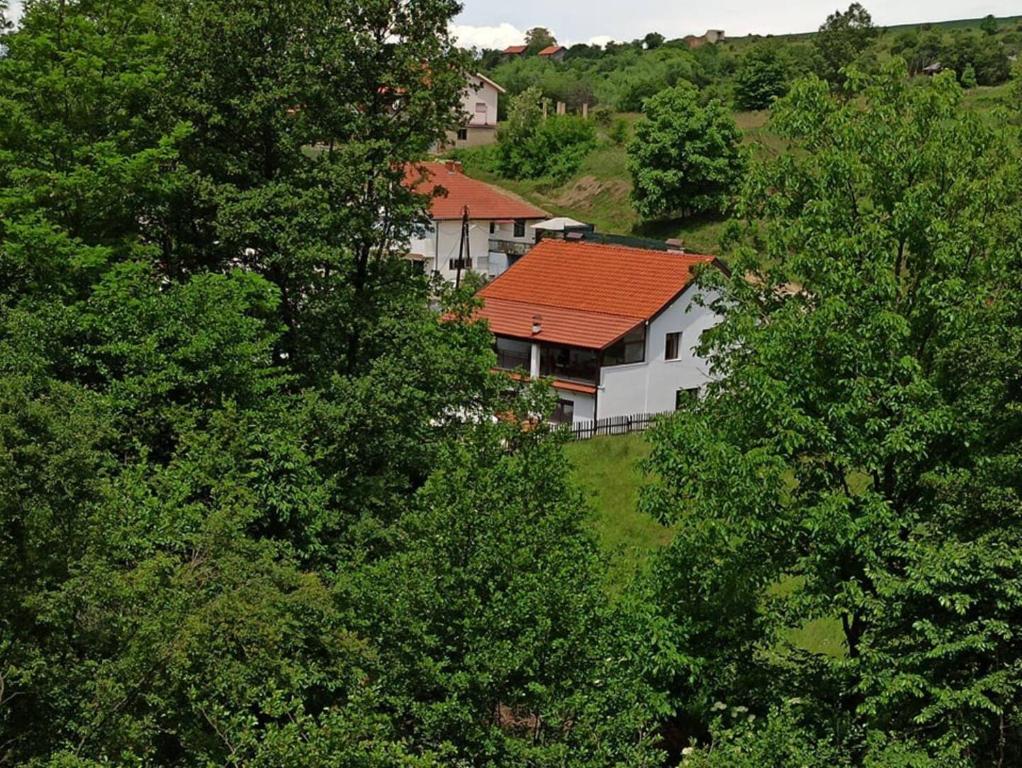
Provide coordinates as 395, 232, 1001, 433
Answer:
452, 0, 1020, 48
5, 1, 1018, 47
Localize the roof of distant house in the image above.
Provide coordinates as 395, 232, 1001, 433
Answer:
405, 162, 548, 222
538, 45, 567, 57
472, 72, 506, 94
476, 239, 721, 348
503, 45, 528, 55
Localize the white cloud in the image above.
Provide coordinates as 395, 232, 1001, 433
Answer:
450, 22, 526, 51
587, 35, 615, 47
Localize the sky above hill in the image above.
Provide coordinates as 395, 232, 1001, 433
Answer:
452, 0, 1021, 48
4, 1, 1018, 47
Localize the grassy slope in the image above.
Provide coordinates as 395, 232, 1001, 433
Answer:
564, 434, 668, 588
461, 81, 1011, 256
566, 433, 846, 656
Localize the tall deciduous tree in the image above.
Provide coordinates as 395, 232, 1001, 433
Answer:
627, 82, 745, 220
644, 64, 1022, 763
814, 3, 878, 86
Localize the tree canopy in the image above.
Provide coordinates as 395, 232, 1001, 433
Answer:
643, 63, 1022, 764
627, 83, 745, 220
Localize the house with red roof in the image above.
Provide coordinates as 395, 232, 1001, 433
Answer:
537, 45, 567, 62
476, 238, 727, 424
502, 45, 528, 57
405, 161, 549, 282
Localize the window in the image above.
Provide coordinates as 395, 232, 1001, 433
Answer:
539, 345, 598, 382
552, 399, 575, 425
665, 332, 682, 361
495, 337, 531, 372
675, 387, 700, 410
449, 257, 472, 271
604, 326, 646, 367
475, 102, 488, 117
513, 219, 526, 238
456, 128, 468, 141
489, 221, 496, 234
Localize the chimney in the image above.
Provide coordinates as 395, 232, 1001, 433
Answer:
665, 238, 685, 253
445, 160, 463, 173
531, 315, 543, 335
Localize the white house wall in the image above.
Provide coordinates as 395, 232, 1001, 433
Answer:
552, 389, 596, 422
596, 287, 721, 420
463, 76, 499, 127
412, 218, 544, 282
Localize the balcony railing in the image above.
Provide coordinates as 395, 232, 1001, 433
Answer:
489, 239, 532, 257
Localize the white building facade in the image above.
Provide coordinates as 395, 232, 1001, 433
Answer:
444, 73, 504, 149
405, 162, 548, 282
478, 239, 726, 425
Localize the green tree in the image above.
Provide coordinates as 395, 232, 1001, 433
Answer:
644, 65, 1022, 763
814, 3, 878, 86
627, 82, 745, 220
644, 32, 666, 50
980, 13, 998, 35
496, 87, 596, 180
734, 44, 792, 110
960, 61, 977, 87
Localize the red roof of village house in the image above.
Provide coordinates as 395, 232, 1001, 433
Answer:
405, 162, 548, 222
476, 239, 719, 349
503, 45, 528, 55
538, 45, 566, 56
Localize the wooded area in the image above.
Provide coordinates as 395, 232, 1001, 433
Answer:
1, 1, 1021, 766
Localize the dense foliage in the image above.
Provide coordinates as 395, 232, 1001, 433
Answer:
627, 84, 745, 220
643, 64, 1022, 764
0, 1, 660, 764
494, 87, 597, 181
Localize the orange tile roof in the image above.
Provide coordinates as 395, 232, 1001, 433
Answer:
538, 45, 566, 56
477, 239, 719, 349
503, 45, 528, 54
405, 162, 548, 222
500, 370, 597, 395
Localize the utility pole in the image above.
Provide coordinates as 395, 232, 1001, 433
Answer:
455, 205, 470, 289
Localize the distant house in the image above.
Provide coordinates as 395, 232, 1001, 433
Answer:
684, 29, 726, 48
476, 239, 726, 425
404, 161, 548, 282
502, 45, 528, 58
537, 45, 567, 62
445, 73, 505, 149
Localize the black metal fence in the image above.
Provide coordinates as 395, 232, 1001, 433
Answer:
563, 412, 667, 441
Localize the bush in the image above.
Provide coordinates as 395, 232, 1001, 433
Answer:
627, 82, 745, 220
496, 88, 597, 181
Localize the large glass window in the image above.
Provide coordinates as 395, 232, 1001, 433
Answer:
603, 326, 646, 367
495, 337, 531, 372
540, 345, 598, 382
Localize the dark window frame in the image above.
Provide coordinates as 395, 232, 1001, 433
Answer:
665, 331, 682, 361
513, 219, 526, 238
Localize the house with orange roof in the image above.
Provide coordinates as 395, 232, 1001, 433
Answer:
476, 238, 727, 424
502, 45, 528, 57
537, 45, 567, 62
404, 161, 549, 282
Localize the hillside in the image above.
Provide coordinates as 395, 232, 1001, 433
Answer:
457, 80, 1014, 255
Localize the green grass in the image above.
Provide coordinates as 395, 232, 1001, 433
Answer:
564, 434, 672, 587
457, 108, 785, 256
566, 433, 847, 656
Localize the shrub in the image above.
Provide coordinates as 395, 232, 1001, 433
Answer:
496, 88, 596, 181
